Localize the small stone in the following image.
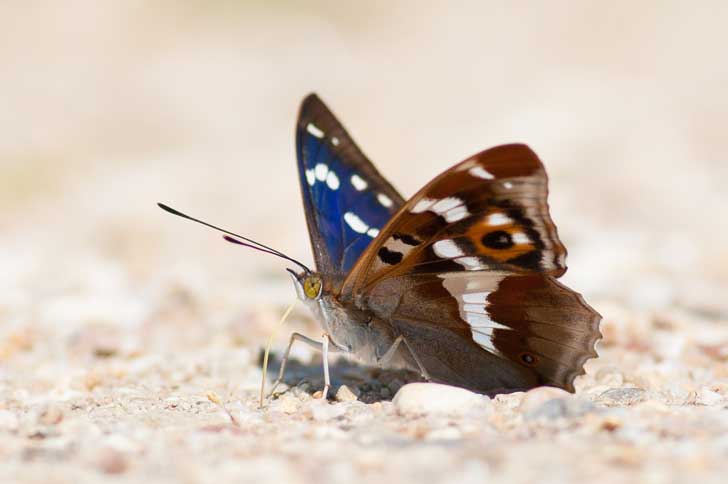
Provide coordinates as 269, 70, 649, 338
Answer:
519, 386, 571, 413
520, 387, 595, 420
304, 399, 347, 421
696, 387, 723, 406
276, 395, 299, 414
0, 410, 19, 431
335, 385, 359, 402
599, 415, 623, 432
425, 426, 463, 441
96, 447, 128, 475
38, 404, 64, 425
525, 399, 567, 420
392, 383, 487, 416
595, 387, 646, 407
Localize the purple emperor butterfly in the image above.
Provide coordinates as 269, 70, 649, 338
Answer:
160, 94, 601, 399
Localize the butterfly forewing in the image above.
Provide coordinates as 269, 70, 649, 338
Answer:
296, 94, 405, 276
341, 144, 567, 297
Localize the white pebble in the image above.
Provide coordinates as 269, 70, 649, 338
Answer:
697, 387, 723, 406
304, 399, 347, 421
335, 385, 359, 402
0, 410, 18, 431
596, 387, 647, 407
392, 383, 487, 416
519, 386, 572, 413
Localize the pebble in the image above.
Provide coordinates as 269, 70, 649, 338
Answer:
0, 410, 19, 431
524, 397, 595, 421
276, 395, 300, 414
95, 447, 128, 475
425, 426, 463, 442
518, 386, 571, 413
696, 387, 723, 406
518, 386, 596, 421
304, 399, 347, 421
595, 387, 647, 406
335, 385, 359, 402
392, 383, 487, 416
37, 404, 64, 426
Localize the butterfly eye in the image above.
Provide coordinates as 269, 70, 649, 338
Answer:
303, 275, 323, 299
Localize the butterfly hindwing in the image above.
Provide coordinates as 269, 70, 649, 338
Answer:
362, 270, 600, 392
342, 144, 600, 392
296, 94, 405, 276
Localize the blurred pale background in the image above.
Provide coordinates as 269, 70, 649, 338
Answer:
2, 3, 728, 483
2, 1, 727, 343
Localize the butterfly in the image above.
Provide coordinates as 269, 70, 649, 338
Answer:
160, 93, 601, 399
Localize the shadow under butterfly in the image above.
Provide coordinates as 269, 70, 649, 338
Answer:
160, 94, 601, 401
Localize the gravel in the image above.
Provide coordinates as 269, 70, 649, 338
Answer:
2, 4, 727, 483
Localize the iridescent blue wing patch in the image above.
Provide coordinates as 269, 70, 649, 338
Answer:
296, 94, 404, 276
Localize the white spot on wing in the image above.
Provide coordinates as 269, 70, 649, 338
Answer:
367, 228, 380, 238
305, 169, 315, 186
315, 163, 328, 181
444, 205, 469, 222
503, 181, 513, 189
465, 312, 508, 330
377, 193, 393, 208
438, 273, 509, 357
411, 198, 436, 213
463, 303, 487, 314
350, 174, 368, 191
469, 166, 494, 180
456, 256, 483, 270
332, 136, 340, 146
472, 332, 502, 356
431, 197, 462, 214
325, 170, 340, 190
307, 123, 324, 138
344, 212, 369, 234
414, 197, 470, 223
511, 232, 530, 244
486, 213, 512, 226
462, 292, 489, 304
432, 239, 464, 258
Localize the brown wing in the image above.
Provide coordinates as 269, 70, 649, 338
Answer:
341, 144, 600, 393
340, 144, 567, 298
365, 271, 600, 393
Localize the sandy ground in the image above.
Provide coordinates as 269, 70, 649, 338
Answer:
2, 2, 727, 483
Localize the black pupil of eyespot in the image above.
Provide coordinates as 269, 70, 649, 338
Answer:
521, 353, 535, 364
481, 230, 514, 250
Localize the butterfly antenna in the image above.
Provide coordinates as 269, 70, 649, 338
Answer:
158, 202, 311, 273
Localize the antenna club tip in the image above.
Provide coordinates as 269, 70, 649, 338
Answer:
157, 202, 180, 216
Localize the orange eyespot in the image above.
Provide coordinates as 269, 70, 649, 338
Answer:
303, 275, 322, 299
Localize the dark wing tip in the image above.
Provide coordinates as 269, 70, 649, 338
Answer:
300, 93, 323, 115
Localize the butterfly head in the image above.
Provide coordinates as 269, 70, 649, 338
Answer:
287, 269, 323, 301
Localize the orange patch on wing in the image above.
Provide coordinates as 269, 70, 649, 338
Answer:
465, 211, 535, 262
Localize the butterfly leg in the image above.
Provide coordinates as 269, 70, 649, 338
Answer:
321, 333, 331, 400
402, 336, 432, 381
376, 335, 432, 382
376, 335, 405, 367
268, 332, 325, 397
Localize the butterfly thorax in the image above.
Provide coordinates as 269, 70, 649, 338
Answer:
291, 271, 406, 366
